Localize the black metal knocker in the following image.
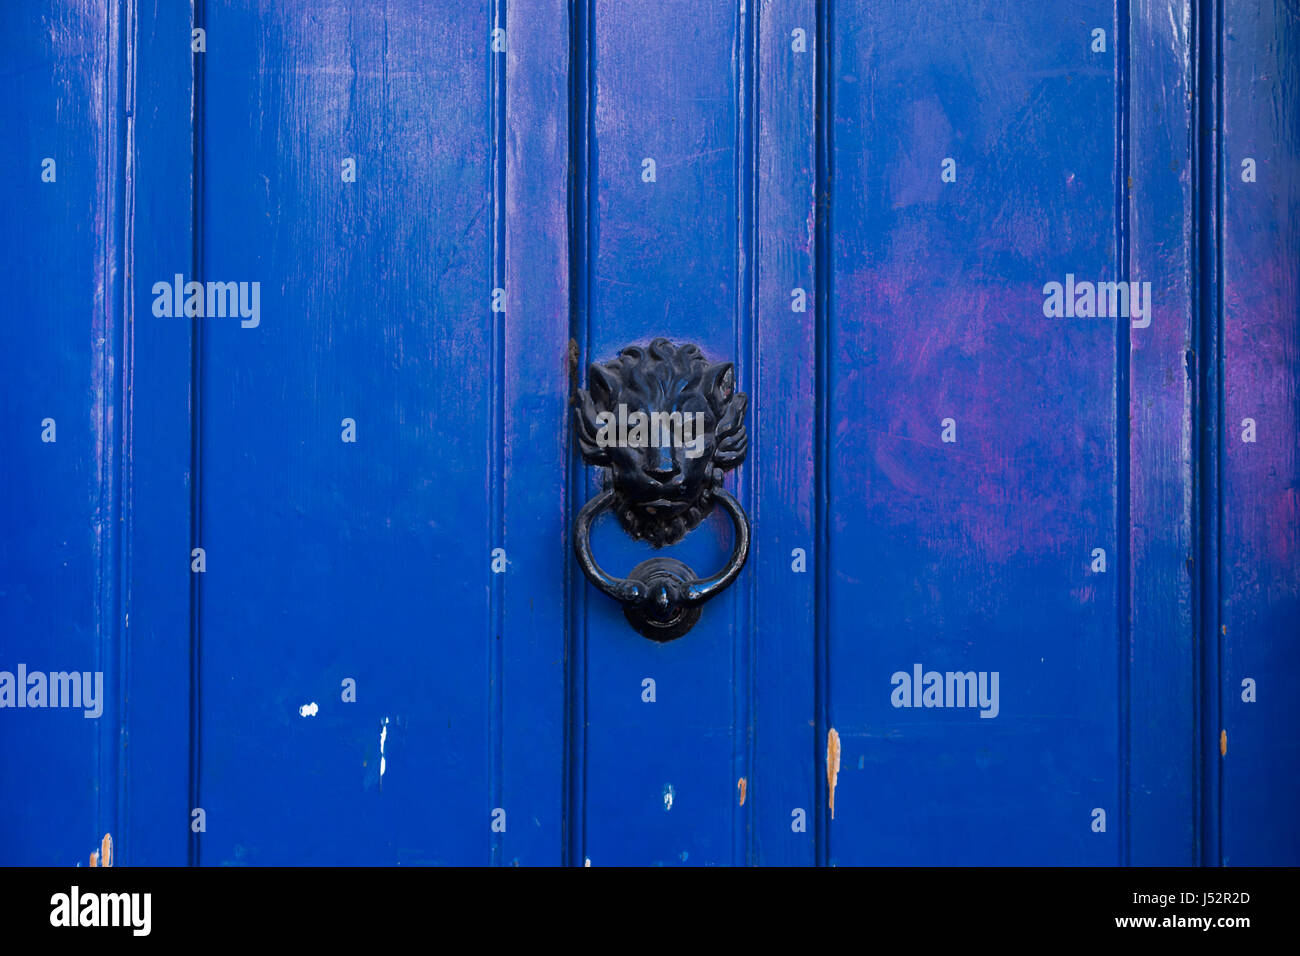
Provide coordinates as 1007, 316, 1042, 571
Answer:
572, 338, 751, 641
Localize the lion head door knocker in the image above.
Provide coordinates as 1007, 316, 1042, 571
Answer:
573, 337, 750, 641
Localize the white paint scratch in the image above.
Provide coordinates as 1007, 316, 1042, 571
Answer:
379, 717, 389, 781
663, 784, 675, 811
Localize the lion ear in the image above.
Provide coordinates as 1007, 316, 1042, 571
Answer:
713, 392, 749, 468
574, 393, 612, 466
575, 362, 621, 466
586, 362, 620, 411
700, 362, 735, 412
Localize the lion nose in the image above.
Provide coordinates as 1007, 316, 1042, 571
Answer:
642, 446, 681, 482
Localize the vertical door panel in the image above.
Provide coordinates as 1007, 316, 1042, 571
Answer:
500, 0, 569, 865
1126, 0, 1197, 865
121, 0, 197, 866
0, 0, 114, 866
578, 0, 744, 866
826, 1, 1122, 863
751, 0, 819, 864
196, 0, 497, 864
1219, 0, 1300, 866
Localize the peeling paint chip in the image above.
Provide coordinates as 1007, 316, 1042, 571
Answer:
89, 833, 113, 868
827, 728, 841, 820
1220, 729, 1227, 756
298, 702, 319, 717
737, 777, 747, 807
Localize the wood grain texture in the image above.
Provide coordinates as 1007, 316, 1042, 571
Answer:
0, 0, 114, 865
1219, 0, 1300, 866
194, 0, 497, 864
501, 0, 569, 865
1126, 0, 1197, 866
826, 0, 1122, 864
751, 0, 818, 865
120, 0, 197, 866
2, 0, 1296, 867
577, 0, 743, 866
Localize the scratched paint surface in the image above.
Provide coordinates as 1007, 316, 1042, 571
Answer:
0, 0, 111, 866
192, 0, 500, 865
2, 0, 1298, 867
577, 0, 741, 866
826, 1, 1124, 865
1219, 0, 1300, 865
1125, 0, 1197, 864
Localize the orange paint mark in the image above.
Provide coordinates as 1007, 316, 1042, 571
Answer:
1220, 730, 1227, 757
737, 777, 747, 807
88, 832, 112, 868
826, 728, 841, 820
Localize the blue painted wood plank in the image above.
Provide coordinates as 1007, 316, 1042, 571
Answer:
825, 0, 1122, 864
1194, 0, 1225, 867
578, 0, 743, 866
500, 0, 570, 865
750, 0, 818, 866
119, 0, 197, 865
1218, 0, 1300, 867
1126, 0, 1198, 866
0, 0, 114, 866
567, 0, 594, 866
193, 0, 496, 864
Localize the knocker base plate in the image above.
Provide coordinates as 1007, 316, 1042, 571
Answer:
622, 557, 702, 642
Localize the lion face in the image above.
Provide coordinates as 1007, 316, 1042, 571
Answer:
575, 338, 748, 547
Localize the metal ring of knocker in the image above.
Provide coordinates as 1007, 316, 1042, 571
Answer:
574, 486, 750, 642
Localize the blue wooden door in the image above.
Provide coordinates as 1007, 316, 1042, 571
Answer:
2, 0, 1297, 867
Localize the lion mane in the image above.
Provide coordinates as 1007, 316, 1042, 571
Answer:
574, 337, 748, 547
